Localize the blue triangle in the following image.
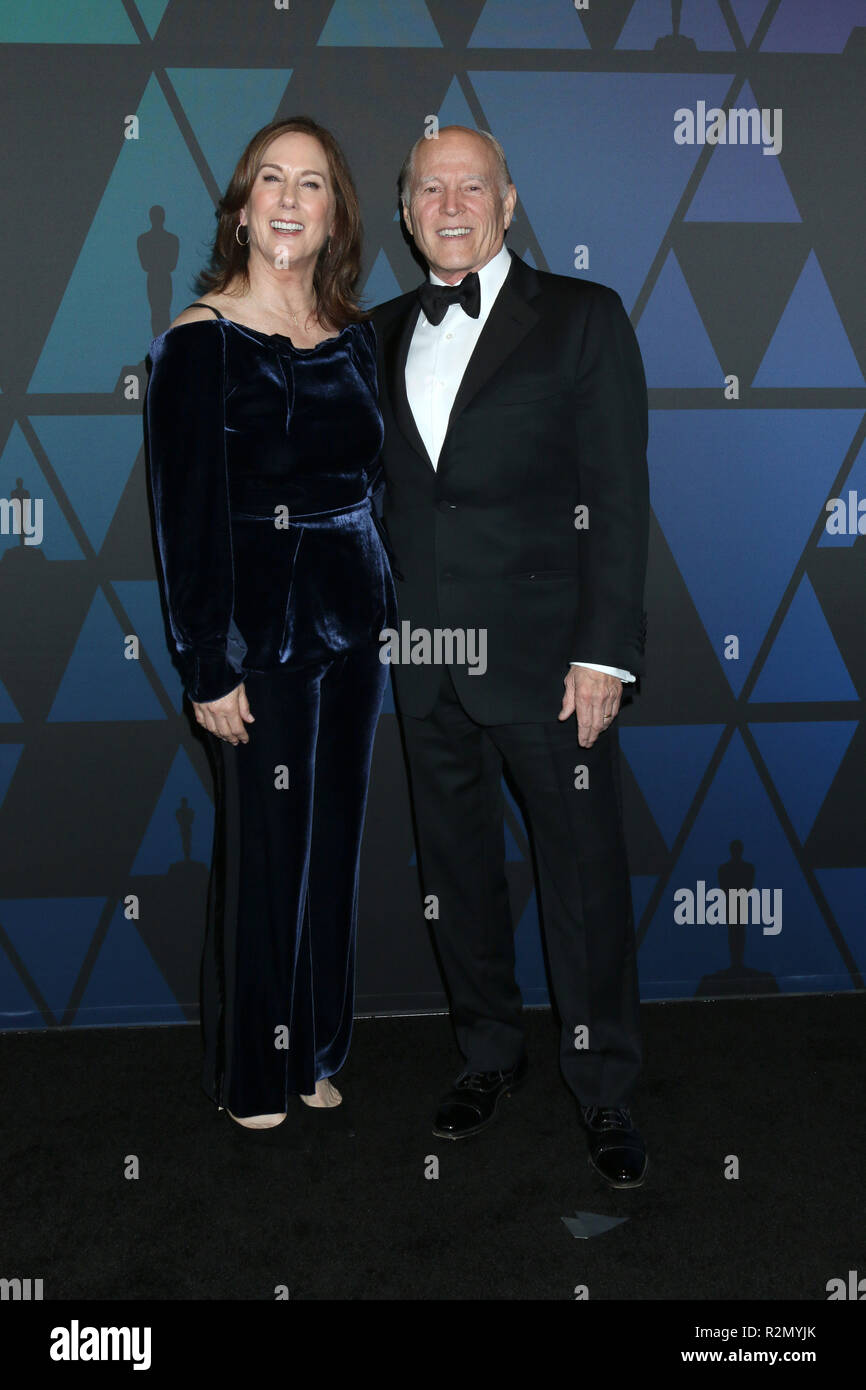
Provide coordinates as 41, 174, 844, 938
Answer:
47, 588, 167, 722
685, 82, 801, 222
514, 891, 547, 1005
750, 721, 857, 842
136, 0, 172, 40
167, 69, 292, 194
0, 423, 84, 561
763, 0, 859, 52
648, 410, 862, 694
729, 0, 768, 44
73, 903, 187, 1026
518, 247, 537, 269
318, 0, 442, 46
751, 576, 858, 703
620, 725, 724, 849
0, 941, 46, 1029
752, 251, 865, 387
111, 580, 184, 711
29, 76, 216, 391
29, 416, 143, 553
0, 745, 23, 807
0, 897, 106, 1022
360, 249, 403, 310
617, 0, 733, 50
640, 732, 852, 997
636, 250, 724, 387
437, 75, 478, 130
470, 71, 732, 312
818, 440, 866, 549
0, 1, 137, 42
815, 869, 866, 980
470, 0, 589, 47
131, 747, 214, 875
0, 680, 22, 723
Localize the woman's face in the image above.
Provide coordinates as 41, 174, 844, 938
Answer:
240, 131, 337, 272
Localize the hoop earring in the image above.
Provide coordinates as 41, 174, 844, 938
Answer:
235, 223, 249, 247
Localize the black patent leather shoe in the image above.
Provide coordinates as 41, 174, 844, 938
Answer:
581, 1105, 647, 1188
432, 1055, 528, 1139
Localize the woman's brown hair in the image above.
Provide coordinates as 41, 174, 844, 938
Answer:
195, 116, 365, 327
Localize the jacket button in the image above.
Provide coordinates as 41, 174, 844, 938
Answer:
438, 500, 456, 512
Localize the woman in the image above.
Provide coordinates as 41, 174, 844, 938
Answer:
145, 117, 395, 1130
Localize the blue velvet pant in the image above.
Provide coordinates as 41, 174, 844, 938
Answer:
200, 641, 388, 1116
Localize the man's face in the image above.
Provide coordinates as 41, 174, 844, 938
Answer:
403, 129, 516, 284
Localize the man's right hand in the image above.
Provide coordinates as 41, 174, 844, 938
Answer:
191, 681, 254, 745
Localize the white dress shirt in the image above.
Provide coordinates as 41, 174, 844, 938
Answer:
405, 243, 635, 684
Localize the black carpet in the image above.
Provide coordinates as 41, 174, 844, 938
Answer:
2, 994, 864, 1301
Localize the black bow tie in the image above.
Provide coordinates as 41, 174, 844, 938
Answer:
418, 272, 481, 326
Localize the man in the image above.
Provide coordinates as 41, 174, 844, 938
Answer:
372, 126, 649, 1188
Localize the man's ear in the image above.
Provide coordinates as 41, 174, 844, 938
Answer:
402, 201, 413, 236
503, 183, 517, 230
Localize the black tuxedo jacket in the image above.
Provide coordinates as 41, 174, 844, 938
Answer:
371, 250, 649, 725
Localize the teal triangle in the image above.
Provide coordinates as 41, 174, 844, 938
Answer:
360, 249, 403, 309
73, 902, 186, 1026
636, 250, 724, 387
437, 75, 477, 129
0, 942, 46, 1029
0, 423, 84, 561
136, 0, 172, 39
752, 251, 865, 387
0, 680, 22, 723
751, 576, 858, 703
617, 0, 733, 50
318, 0, 442, 46
131, 747, 214, 874
730, 0, 767, 44
818, 441, 866, 549
29, 76, 216, 391
750, 721, 858, 842
111, 580, 184, 710
685, 82, 801, 222
620, 725, 725, 849
29, 416, 142, 553
0, 1, 137, 42
815, 869, 866, 979
0, 897, 106, 1021
639, 732, 852, 997
166, 69, 292, 193
470, 0, 589, 47
47, 589, 167, 722
0, 745, 24, 806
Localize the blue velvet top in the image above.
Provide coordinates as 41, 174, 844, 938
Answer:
145, 313, 396, 703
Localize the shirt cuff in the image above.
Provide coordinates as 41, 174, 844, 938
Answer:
570, 661, 636, 683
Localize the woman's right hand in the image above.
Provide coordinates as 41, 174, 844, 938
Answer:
191, 682, 255, 745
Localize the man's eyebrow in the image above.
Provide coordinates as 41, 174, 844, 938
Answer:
415, 172, 490, 184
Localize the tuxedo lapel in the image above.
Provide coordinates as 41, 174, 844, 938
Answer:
444, 256, 540, 438
384, 297, 434, 470
382, 252, 541, 474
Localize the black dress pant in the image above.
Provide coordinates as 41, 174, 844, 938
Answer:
399, 666, 642, 1107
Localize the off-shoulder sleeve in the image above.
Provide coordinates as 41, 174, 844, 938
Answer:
145, 322, 247, 703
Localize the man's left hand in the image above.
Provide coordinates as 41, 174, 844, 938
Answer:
558, 667, 622, 748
